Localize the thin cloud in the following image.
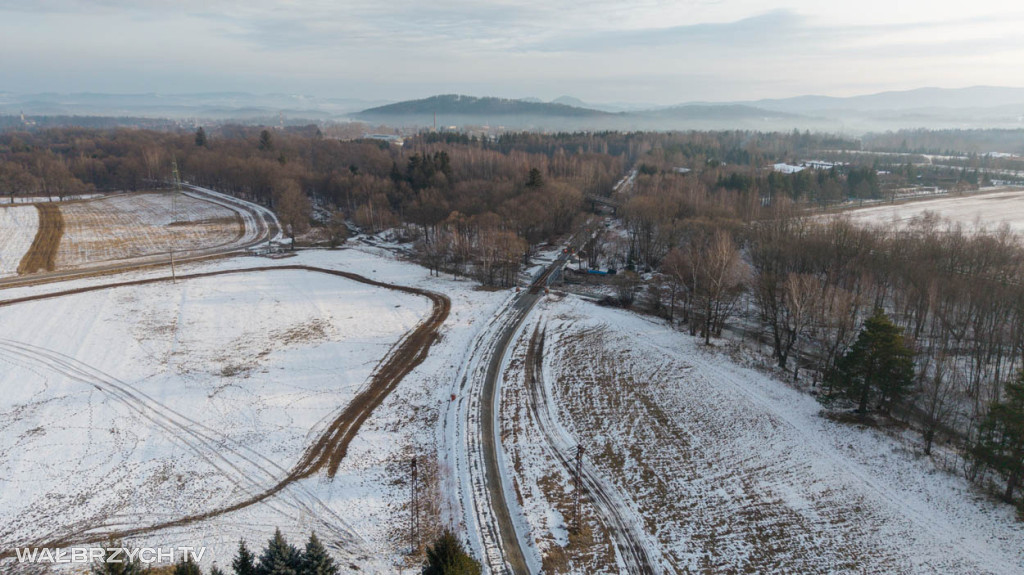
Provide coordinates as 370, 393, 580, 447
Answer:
0, 1, 1022, 102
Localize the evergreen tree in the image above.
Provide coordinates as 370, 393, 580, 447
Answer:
211, 567, 226, 575
974, 373, 1024, 502
826, 309, 914, 414
525, 167, 544, 189
421, 530, 481, 575
259, 130, 274, 151
256, 528, 301, 575
91, 538, 148, 575
195, 127, 207, 147
232, 539, 257, 575
174, 557, 203, 575
300, 533, 338, 575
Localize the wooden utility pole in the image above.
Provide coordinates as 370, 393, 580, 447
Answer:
573, 445, 584, 531
170, 158, 182, 283
410, 456, 419, 552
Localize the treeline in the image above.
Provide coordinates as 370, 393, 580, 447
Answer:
863, 128, 1024, 156
88, 528, 480, 575
88, 530, 338, 575
0, 126, 628, 285
0, 116, 190, 132
627, 179, 1024, 506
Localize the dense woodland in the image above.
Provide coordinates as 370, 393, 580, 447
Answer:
1, 125, 1023, 508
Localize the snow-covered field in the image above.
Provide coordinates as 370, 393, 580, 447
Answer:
0, 248, 511, 573
844, 188, 1024, 232
57, 192, 242, 267
503, 295, 1024, 574
4, 219, 1024, 574
0, 205, 38, 276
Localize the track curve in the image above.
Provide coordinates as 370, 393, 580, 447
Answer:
525, 325, 662, 574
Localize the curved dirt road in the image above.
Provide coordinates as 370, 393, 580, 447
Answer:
0, 264, 449, 560
525, 325, 662, 574
0, 186, 280, 291
461, 253, 567, 575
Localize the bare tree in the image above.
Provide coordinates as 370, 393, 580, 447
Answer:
683, 229, 748, 345
273, 179, 311, 247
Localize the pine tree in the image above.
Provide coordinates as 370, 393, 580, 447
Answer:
211, 567, 226, 575
525, 167, 544, 189
174, 557, 203, 575
195, 127, 207, 147
232, 540, 257, 575
421, 530, 480, 575
974, 373, 1024, 502
256, 528, 301, 575
826, 309, 914, 414
300, 533, 338, 575
259, 130, 274, 151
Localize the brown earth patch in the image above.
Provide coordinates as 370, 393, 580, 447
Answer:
17, 203, 64, 275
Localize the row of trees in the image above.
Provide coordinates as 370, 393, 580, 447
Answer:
89, 528, 480, 575
603, 156, 1023, 505
0, 126, 621, 285
666, 197, 1024, 504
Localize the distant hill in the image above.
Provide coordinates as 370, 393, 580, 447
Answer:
356, 94, 611, 119
551, 95, 588, 108
746, 86, 1024, 114
4, 86, 1024, 133
355, 95, 815, 131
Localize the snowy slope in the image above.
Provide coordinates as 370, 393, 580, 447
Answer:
0, 248, 511, 573
844, 188, 1024, 233
516, 295, 1024, 574
0, 205, 38, 277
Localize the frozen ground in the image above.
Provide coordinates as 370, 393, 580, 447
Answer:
4, 232, 1023, 574
0, 248, 510, 573
843, 188, 1024, 233
0, 205, 38, 277
505, 294, 1024, 574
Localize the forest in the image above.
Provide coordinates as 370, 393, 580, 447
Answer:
1, 124, 1022, 508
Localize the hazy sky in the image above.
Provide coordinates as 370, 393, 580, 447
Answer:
1, 0, 1023, 104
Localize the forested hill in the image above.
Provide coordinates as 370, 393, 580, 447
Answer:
356, 94, 612, 118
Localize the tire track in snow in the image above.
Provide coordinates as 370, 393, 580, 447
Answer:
524, 323, 663, 574
0, 339, 361, 552
0, 265, 449, 561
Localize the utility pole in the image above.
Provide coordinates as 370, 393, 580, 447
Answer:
170, 159, 182, 283
410, 455, 419, 552
573, 445, 584, 532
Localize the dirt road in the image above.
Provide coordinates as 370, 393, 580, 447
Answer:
0, 186, 279, 291
524, 325, 661, 574
0, 265, 449, 560
16, 203, 64, 275
462, 253, 567, 575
